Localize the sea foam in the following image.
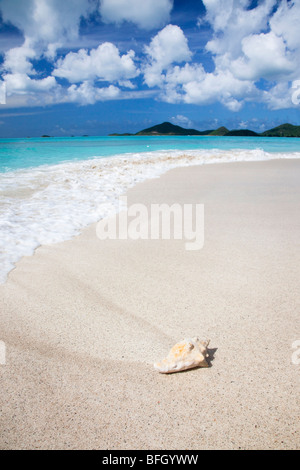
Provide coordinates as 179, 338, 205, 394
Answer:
0, 148, 299, 283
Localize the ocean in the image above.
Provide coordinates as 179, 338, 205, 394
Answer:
1, 135, 300, 283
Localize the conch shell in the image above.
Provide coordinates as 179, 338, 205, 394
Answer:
154, 337, 210, 374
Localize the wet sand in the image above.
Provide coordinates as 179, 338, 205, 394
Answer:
0, 159, 299, 449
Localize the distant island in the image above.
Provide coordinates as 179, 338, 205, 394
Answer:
110, 122, 300, 138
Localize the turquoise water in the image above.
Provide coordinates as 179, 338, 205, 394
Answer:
1, 135, 300, 172
0, 134, 300, 284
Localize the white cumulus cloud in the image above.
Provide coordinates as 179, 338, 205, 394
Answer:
4, 73, 57, 93
3, 72, 64, 107
231, 31, 294, 81
270, 0, 300, 51
99, 0, 173, 30
3, 73, 122, 107
1, 0, 300, 111
199, 0, 300, 108
142, 23, 256, 110
3, 41, 37, 74
262, 82, 295, 110
203, 0, 276, 57
0, 0, 92, 58
182, 70, 255, 110
144, 25, 192, 87
0, 0, 142, 107
53, 43, 139, 83
67, 82, 120, 105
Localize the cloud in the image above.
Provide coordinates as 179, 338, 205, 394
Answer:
99, 0, 173, 30
171, 115, 193, 128
4, 73, 57, 93
199, 0, 300, 108
154, 0, 300, 111
262, 82, 294, 110
117, 80, 136, 90
1, 0, 300, 111
67, 82, 120, 105
165, 63, 205, 85
238, 121, 248, 129
142, 24, 255, 110
2, 71, 151, 108
0, 0, 92, 58
2, 72, 63, 107
203, 0, 276, 58
144, 25, 192, 87
0, 0, 95, 87
3, 41, 37, 74
182, 69, 255, 110
0, 1, 141, 107
270, 0, 300, 51
2, 72, 122, 107
53, 43, 139, 83
231, 31, 294, 81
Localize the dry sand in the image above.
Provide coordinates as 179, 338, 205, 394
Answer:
0, 159, 299, 450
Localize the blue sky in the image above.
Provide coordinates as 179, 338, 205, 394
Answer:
0, 0, 299, 137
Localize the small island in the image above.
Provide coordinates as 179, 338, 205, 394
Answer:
110, 122, 300, 137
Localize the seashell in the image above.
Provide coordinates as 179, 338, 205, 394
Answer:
154, 337, 210, 374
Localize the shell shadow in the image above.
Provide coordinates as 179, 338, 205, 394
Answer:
206, 347, 217, 367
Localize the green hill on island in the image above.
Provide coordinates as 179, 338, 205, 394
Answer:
261, 123, 300, 137
225, 129, 259, 136
109, 121, 300, 137
208, 126, 229, 136
135, 121, 212, 136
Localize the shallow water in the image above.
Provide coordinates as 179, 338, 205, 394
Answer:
0, 135, 300, 284
1, 135, 300, 172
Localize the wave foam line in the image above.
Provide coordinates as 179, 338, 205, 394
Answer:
0, 148, 299, 284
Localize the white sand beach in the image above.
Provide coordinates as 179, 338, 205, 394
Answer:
0, 159, 299, 450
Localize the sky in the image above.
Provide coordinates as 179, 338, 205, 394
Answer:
0, 0, 300, 137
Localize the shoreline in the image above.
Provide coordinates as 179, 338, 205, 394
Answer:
0, 159, 300, 449
1, 151, 300, 286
